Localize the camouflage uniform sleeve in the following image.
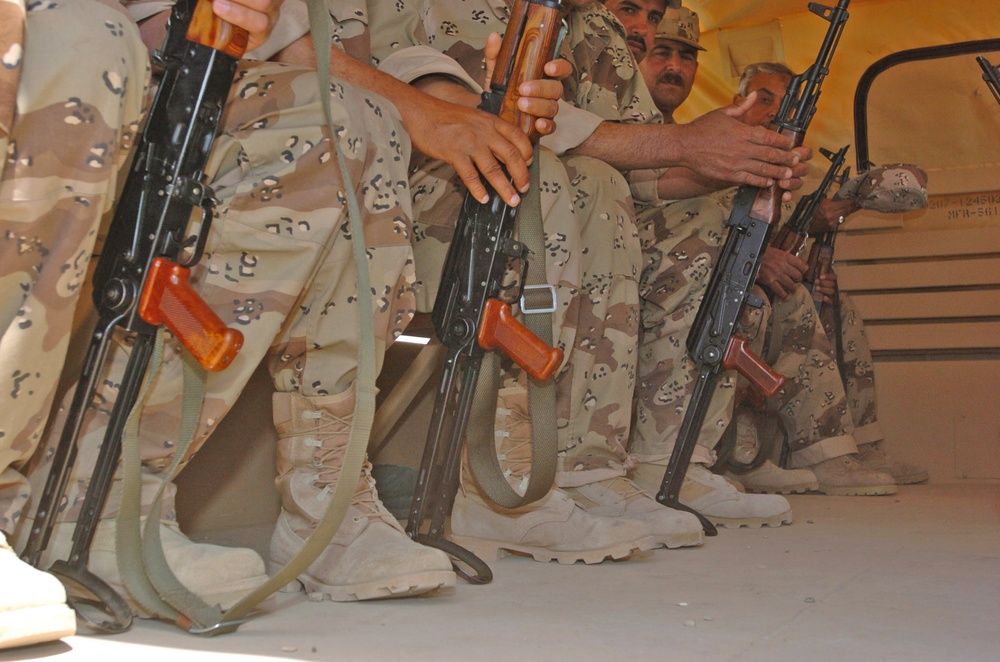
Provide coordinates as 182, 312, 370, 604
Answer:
560, 4, 662, 126
123, 0, 171, 23
378, 44, 482, 92
0, 0, 24, 166
539, 101, 603, 155
561, 4, 665, 205
244, 0, 310, 61
367, 0, 433, 66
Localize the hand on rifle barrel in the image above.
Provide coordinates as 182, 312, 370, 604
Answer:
676, 95, 812, 192
411, 32, 569, 208
812, 270, 838, 305
757, 246, 808, 300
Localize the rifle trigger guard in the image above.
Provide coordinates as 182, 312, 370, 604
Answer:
520, 284, 557, 315
177, 189, 217, 268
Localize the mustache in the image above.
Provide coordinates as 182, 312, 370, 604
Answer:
657, 72, 685, 87
627, 35, 647, 53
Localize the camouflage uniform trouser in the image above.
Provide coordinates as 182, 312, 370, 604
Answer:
407, 151, 641, 480
820, 290, 882, 445
20, 61, 416, 526
748, 285, 858, 467
632, 196, 734, 467
0, 0, 148, 532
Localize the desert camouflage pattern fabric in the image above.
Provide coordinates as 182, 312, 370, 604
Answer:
0, 0, 23, 145
368, 0, 644, 477
751, 285, 858, 467
820, 290, 882, 445
19, 13, 416, 526
0, 0, 148, 532
834, 163, 929, 213
654, 6, 705, 52
633, 188, 871, 470
721, 286, 883, 471
631, 194, 736, 466
558, 3, 665, 205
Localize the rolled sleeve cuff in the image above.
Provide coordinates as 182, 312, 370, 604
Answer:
378, 46, 483, 93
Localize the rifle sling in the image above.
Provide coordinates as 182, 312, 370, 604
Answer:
117, 0, 379, 634
466, 151, 558, 508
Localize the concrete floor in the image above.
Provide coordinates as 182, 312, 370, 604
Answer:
5, 481, 999, 662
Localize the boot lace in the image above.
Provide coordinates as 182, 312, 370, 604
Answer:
495, 402, 533, 493
300, 410, 397, 526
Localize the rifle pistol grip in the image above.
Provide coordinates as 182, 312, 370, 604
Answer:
478, 299, 563, 381
139, 257, 244, 371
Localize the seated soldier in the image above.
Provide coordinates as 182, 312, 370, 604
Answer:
723, 63, 929, 491
1, 0, 148, 648
624, 6, 801, 527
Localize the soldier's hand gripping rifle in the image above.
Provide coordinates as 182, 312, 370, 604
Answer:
770, 144, 849, 258
21, 0, 246, 633
977, 55, 1000, 107
655, 0, 851, 533
406, 0, 565, 584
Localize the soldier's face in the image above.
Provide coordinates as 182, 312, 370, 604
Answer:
604, 0, 667, 62
639, 38, 699, 116
735, 72, 792, 127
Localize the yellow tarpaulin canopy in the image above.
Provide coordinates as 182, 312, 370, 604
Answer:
676, 0, 1000, 201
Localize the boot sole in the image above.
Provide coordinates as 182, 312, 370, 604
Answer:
894, 474, 929, 485
449, 534, 657, 565
744, 482, 819, 495
657, 530, 705, 549
709, 510, 794, 529
290, 569, 456, 602
816, 484, 898, 496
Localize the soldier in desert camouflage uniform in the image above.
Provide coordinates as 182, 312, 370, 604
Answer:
628, 29, 900, 511
569, 5, 799, 528
0, 0, 147, 648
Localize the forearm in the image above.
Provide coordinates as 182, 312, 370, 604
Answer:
570, 121, 683, 170
657, 166, 730, 200
274, 37, 473, 125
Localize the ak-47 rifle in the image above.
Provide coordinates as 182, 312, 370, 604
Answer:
977, 55, 1000, 107
21, 0, 246, 633
770, 144, 849, 258
406, 0, 565, 584
802, 159, 851, 315
654, 0, 851, 533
